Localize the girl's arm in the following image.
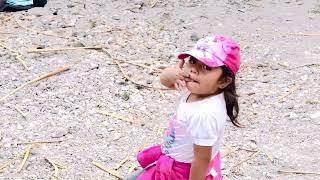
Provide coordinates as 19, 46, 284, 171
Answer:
159, 67, 181, 89
190, 144, 212, 180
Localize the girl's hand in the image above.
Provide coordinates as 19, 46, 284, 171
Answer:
159, 59, 189, 90
174, 59, 189, 91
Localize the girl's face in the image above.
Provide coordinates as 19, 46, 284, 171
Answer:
184, 56, 229, 96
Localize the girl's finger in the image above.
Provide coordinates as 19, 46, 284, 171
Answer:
178, 59, 185, 69
174, 82, 180, 91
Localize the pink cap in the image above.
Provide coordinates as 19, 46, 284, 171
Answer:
178, 35, 241, 74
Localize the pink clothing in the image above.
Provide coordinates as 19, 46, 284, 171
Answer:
136, 145, 222, 180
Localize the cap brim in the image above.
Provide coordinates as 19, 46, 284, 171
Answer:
177, 50, 224, 68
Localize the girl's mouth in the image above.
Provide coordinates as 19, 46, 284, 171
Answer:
185, 76, 199, 83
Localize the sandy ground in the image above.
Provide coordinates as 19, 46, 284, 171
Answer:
0, 0, 320, 179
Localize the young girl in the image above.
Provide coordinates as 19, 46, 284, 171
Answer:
126, 35, 241, 180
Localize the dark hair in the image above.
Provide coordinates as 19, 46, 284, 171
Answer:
220, 66, 241, 127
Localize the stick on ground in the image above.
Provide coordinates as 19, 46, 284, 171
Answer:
27, 46, 108, 53
18, 145, 32, 172
230, 150, 261, 170
98, 111, 134, 123
0, 42, 29, 70
278, 170, 320, 176
14, 106, 27, 118
16, 139, 66, 145
0, 65, 70, 102
114, 157, 129, 170
92, 161, 124, 179
114, 60, 168, 91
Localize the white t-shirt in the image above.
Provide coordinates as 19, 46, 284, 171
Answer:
161, 90, 227, 163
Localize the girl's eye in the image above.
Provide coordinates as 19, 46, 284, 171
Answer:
203, 65, 212, 71
189, 57, 197, 64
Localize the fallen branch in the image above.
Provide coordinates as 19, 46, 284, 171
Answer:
98, 111, 134, 123
0, 65, 70, 102
114, 60, 168, 91
14, 106, 27, 118
18, 145, 32, 172
278, 84, 301, 103
230, 150, 261, 170
17, 139, 66, 145
278, 170, 320, 176
92, 161, 124, 179
27, 46, 108, 53
114, 157, 129, 170
0, 42, 29, 70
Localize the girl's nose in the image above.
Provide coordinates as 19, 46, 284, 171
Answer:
189, 65, 199, 75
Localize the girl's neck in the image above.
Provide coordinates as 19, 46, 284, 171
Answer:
186, 92, 220, 103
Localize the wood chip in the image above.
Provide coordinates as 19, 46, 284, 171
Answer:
92, 161, 124, 179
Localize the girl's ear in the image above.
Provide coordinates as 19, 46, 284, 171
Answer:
219, 76, 232, 89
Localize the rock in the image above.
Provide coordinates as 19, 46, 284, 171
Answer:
190, 32, 199, 42
50, 128, 69, 138
288, 112, 298, 119
310, 112, 320, 119
112, 15, 120, 20
17, 125, 24, 130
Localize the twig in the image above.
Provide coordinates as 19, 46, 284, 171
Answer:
17, 139, 66, 145
114, 60, 168, 90
92, 161, 124, 179
98, 111, 134, 123
114, 157, 129, 170
0, 153, 24, 172
289, 63, 320, 70
27, 46, 108, 53
278, 170, 320, 176
0, 65, 70, 102
116, 59, 162, 73
14, 106, 27, 118
45, 157, 59, 178
278, 84, 301, 103
157, 89, 165, 99
44, 157, 65, 179
0, 42, 29, 70
221, 147, 239, 158
18, 145, 32, 172
15, 19, 68, 39
230, 150, 261, 170
287, 32, 320, 36
151, 0, 160, 8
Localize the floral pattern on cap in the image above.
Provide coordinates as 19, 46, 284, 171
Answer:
178, 35, 241, 74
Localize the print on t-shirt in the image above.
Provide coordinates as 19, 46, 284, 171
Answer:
163, 115, 176, 154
